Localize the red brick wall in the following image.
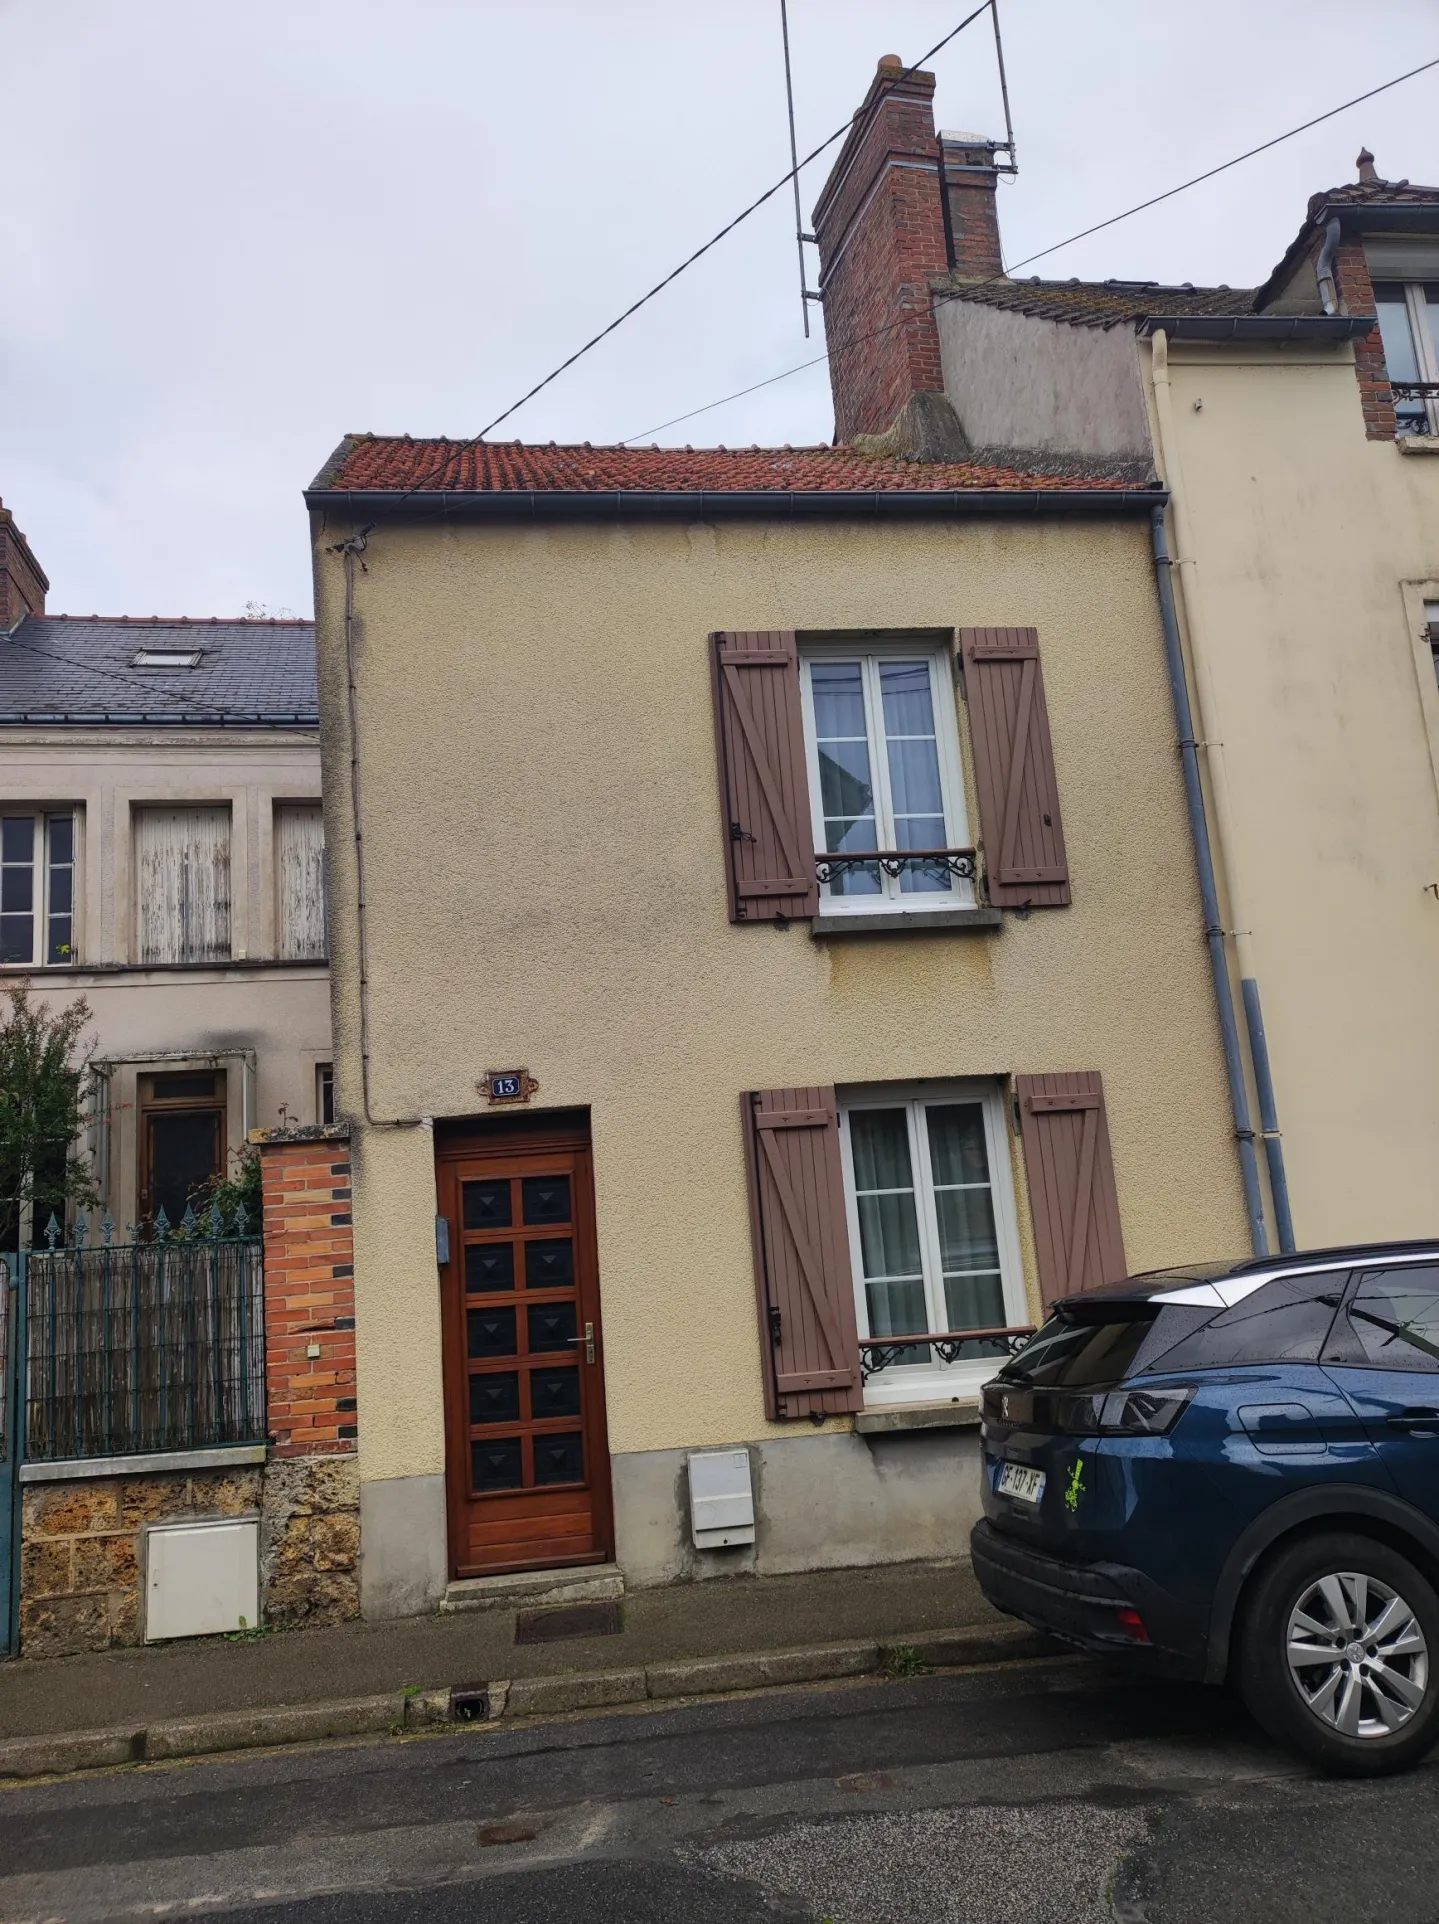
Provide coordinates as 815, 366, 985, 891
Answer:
1332, 239, 1397, 441
0, 501, 48, 627
258, 1131, 357, 1458
811, 58, 1001, 441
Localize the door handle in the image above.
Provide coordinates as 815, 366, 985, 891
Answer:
568, 1322, 596, 1365
1387, 1408, 1439, 1433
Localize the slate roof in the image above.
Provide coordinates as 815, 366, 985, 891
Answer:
311, 435, 1150, 495
0, 616, 318, 726
933, 276, 1260, 330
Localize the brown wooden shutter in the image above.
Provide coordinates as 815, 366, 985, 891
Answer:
711, 632, 819, 923
741, 1087, 863, 1418
1015, 1072, 1127, 1308
958, 627, 1070, 908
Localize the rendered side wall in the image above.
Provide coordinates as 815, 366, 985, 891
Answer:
1146, 339, 1439, 1243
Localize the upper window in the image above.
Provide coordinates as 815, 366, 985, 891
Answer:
1373, 282, 1439, 437
0, 812, 76, 966
275, 803, 327, 960
839, 1085, 1025, 1403
800, 640, 973, 915
135, 806, 232, 965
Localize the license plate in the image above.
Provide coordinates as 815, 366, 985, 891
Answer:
997, 1462, 1045, 1504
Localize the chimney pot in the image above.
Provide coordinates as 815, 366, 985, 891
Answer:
1357, 147, 1379, 184
877, 54, 903, 74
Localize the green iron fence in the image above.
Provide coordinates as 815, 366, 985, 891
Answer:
25, 1206, 265, 1462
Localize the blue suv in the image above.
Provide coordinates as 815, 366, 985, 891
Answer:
971, 1243, 1439, 1775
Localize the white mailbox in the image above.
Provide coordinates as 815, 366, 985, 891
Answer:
145, 1516, 260, 1642
687, 1448, 755, 1549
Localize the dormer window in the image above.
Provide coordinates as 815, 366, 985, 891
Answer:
1373, 281, 1439, 436
130, 648, 203, 668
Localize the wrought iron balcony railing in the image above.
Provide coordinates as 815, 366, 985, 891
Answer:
858, 1323, 1035, 1383
1391, 382, 1439, 433
817, 847, 978, 886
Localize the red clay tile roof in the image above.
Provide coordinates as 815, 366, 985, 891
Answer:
933, 276, 1259, 329
311, 435, 1149, 495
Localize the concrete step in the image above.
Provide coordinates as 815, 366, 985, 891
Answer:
440, 1563, 626, 1614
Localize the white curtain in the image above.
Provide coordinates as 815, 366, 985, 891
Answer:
135, 807, 232, 964
276, 805, 327, 960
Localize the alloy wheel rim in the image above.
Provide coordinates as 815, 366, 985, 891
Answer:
1285, 1571, 1429, 1740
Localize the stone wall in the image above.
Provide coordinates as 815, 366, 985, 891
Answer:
258, 1454, 360, 1628
20, 1465, 263, 1659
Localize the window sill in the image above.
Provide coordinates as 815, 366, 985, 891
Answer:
854, 1400, 982, 1436
810, 907, 1002, 938
1397, 435, 1439, 455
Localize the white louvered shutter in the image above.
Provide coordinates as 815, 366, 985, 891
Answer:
135, 807, 232, 964
275, 805, 327, 960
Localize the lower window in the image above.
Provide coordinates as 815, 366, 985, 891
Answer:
839, 1083, 1027, 1404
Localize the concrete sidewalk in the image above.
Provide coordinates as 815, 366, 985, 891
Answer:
0, 1558, 1019, 1749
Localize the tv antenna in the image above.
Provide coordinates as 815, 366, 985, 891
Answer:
778, 1, 1019, 337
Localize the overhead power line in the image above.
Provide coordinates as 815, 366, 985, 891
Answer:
619, 51, 1439, 445
384, 4, 995, 504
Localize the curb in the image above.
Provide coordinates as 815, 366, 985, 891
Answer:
0, 1620, 1056, 1781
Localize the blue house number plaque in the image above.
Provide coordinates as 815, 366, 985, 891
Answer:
481, 1069, 536, 1104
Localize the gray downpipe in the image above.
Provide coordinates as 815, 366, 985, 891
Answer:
1149, 507, 1269, 1256
1240, 976, 1296, 1252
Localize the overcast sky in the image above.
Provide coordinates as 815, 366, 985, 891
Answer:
2, 0, 1435, 619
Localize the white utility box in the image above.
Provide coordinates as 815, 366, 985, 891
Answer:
144, 1516, 260, 1642
687, 1448, 756, 1549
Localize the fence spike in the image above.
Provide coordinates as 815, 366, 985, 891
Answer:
154, 1204, 171, 1239
45, 1212, 61, 1249
180, 1203, 197, 1236
74, 1210, 88, 1247
208, 1199, 224, 1240
102, 1211, 114, 1246
234, 1201, 250, 1239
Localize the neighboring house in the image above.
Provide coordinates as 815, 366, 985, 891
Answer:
304, 432, 1248, 1616
0, 496, 332, 1237
817, 56, 1439, 1249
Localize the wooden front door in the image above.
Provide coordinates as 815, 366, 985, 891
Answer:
437, 1125, 613, 1578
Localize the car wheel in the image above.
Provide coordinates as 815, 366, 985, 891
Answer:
1237, 1530, 1439, 1776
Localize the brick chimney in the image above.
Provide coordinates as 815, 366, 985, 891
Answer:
0, 497, 47, 629
812, 55, 1004, 442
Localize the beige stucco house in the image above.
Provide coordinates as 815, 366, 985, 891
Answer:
305, 434, 1250, 1616
818, 57, 1439, 1255
0, 496, 332, 1238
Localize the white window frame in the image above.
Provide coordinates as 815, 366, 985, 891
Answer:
1375, 281, 1439, 437
838, 1081, 1027, 1406
0, 808, 78, 968
799, 637, 973, 917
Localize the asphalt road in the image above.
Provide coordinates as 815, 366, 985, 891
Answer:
3, 1654, 1439, 1924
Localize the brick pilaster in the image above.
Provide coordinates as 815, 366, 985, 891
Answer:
1331, 239, 1397, 441
256, 1129, 357, 1457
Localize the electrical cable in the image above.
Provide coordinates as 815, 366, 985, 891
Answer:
382, 4, 994, 502
617, 50, 1439, 445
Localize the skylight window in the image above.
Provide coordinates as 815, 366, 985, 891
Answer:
130, 649, 203, 668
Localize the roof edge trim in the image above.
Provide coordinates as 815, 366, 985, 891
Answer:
303, 486, 1167, 521
1137, 315, 1373, 342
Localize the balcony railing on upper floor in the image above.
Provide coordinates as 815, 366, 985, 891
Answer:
1391, 382, 1439, 434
